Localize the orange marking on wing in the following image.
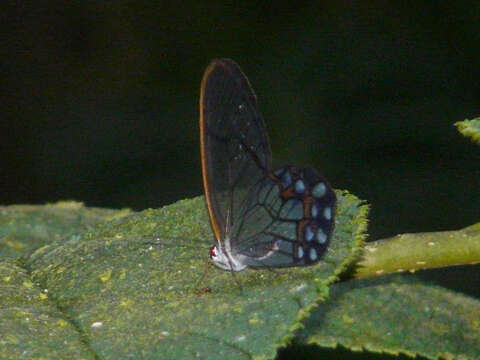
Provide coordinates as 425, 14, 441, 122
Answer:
303, 196, 314, 218
296, 219, 308, 245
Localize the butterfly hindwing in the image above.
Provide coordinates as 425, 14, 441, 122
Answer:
233, 166, 336, 267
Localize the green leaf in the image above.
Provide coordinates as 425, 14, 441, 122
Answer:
0, 260, 95, 359
17, 191, 367, 360
297, 274, 480, 360
0, 201, 131, 260
455, 118, 480, 144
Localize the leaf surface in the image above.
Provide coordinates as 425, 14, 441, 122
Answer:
298, 274, 480, 360
0, 260, 95, 359
0, 201, 130, 260
22, 192, 367, 360
456, 118, 480, 144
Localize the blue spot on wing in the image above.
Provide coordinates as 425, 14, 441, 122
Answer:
294, 180, 305, 194
305, 225, 314, 241
312, 182, 326, 198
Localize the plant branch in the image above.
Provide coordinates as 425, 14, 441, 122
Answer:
353, 222, 480, 279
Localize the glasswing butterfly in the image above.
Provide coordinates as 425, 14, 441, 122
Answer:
200, 59, 336, 272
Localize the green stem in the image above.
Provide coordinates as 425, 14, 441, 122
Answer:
354, 222, 480, 279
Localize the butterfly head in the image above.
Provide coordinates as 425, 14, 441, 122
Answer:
209, 245, 219, 261
209, 244, 247, 272
209, 244, 231, 270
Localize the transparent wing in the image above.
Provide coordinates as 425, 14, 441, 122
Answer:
200, 59, 272, 242
233, 166, 336, 267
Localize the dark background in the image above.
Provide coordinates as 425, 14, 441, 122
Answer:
2, 0, 480, 346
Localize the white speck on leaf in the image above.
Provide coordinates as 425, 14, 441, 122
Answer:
292, 283, 307, 293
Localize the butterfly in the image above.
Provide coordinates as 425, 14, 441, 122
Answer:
199, 59, 336, 272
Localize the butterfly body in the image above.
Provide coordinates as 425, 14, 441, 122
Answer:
200, 59, 336, 272
210, 241, 248, 272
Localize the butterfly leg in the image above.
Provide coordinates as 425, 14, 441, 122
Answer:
192, 257, 212, 293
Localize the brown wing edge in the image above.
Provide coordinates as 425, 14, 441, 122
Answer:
200, 60, 221, 241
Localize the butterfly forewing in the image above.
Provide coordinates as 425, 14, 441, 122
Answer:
200, 59, 271, 242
